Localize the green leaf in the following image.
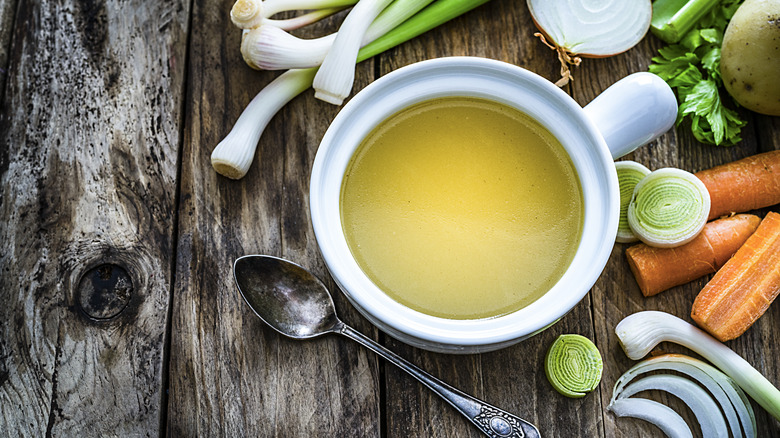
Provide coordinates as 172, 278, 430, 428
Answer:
679, 80, 746, 146
699, 28, 721, 44
647, 0, 747, 146
649, 47, 700, 81
701, 46, 721, 84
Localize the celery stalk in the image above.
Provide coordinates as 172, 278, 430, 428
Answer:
651, 0, 720, 43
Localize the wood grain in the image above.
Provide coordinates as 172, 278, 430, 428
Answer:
167, 3, 380, 436
1, 0, 779, 436
0, 0, 17, 104
0, 0, 189, 436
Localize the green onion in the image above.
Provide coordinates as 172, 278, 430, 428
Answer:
650, 0, 721, 44
615, 161, 651, 243
627, 168, 710, 248
231, 0, 360, 29
262, 8, 350, 31
544, 334, 603, 398
213, 0, 493, 179
241, 0, 436, 70
314, 0, 397, 105
615, 311, 780, 421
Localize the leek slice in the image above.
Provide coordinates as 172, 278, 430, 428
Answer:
615, 161, 651, 243
544, 334, 602, 398
627, 167, 711, 248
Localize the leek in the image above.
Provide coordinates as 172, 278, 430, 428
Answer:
615, 161, 651, 243
544, 334, 602, 398
627, 168, 710, 248
615, 311, 780, 421
213, 0, 493, 179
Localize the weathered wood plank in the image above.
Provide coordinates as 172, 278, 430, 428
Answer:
167, 2, 381, 435
0, 0, 17, 103
378, 2, 604, 437
0, 0, 189, 436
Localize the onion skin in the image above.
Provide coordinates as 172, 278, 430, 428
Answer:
526, 0, 652, 85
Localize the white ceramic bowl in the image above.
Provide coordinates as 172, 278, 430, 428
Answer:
310, 57, 676, 353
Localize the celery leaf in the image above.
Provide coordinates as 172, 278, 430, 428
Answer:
648, 0, 746, 146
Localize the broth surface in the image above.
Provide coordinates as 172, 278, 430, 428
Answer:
340, 97, 583, 320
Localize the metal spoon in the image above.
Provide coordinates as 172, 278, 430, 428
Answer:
233, 254, 541, 438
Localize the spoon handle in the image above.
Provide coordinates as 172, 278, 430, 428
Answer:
338, 324, 541, 438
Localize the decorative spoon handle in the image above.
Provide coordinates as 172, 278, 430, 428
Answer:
338, 324, 541, 438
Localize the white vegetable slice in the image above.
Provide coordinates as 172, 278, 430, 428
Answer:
615, 311, 780, 422
608, 398, 693, 438
527, 0, 652, 86
615, 161, 651, 243
612, 354, 756, 438
627, 168, 711, 248
616, 374, 728, 438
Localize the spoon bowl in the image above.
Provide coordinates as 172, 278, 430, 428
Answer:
234, 255, 341, 338
233, 254, 541, 438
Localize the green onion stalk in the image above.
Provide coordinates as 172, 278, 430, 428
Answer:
212, 0, 493, 179
616, 311, 780, 421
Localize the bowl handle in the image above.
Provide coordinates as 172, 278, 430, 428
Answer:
583, 72, 677, 160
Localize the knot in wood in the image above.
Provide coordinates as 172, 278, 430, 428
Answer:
77, 263, 133, 320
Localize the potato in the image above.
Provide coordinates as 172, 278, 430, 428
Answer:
720, 0, 780, 116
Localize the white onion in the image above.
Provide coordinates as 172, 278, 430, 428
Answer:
526, 0, 652, 85
611, 354, 756, 438
608, 398, 693, 438
616, 374, 728, 438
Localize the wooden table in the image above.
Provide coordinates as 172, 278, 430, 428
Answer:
1, 0, 778, 436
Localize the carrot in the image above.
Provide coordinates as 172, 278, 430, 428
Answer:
626, 214, 761, 297
691, 211, 780, 342
695, 150, 780, 221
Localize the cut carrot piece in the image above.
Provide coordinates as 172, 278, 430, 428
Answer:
691, 211, 780, 341
626, 214, 761, 297
695, 150, 780, 220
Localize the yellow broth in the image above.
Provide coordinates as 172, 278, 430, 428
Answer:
340, 97, 583, 320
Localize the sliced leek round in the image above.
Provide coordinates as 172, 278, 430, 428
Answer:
615, 161, 651, 243
545, 334, 602, 398
627, 167, 710, 248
